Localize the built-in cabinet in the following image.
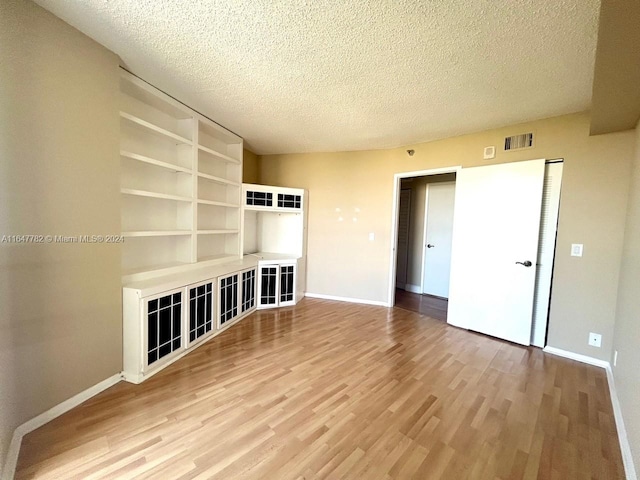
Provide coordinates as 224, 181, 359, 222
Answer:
123, 260, 258, 383
257, 262, 297, 308
121, 72, 307, 384
243, 184, 307, 309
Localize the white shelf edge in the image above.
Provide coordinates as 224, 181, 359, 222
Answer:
120, 112, 193, 145
195, 254, 241, 264
197, 172, 240, 186
197, 230, 239, 235
122, 261, 193, 282
121, 188, 193, 203
197, 144, 240, 164
122, 254, 245, 285
197, 199, 239, 208
121, 151, 192, 174
122, 231, 193, 238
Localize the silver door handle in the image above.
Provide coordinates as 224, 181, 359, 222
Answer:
516, 261, 532, 267
427, 244, 435, 248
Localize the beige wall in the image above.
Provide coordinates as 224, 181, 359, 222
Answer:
400, 174, 456, 289
612, 119, 640, 472
0, 0, 121, 474
261, 113, 634, 361
243, 149, 260, 184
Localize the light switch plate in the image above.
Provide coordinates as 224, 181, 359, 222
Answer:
571, 244, 583, 257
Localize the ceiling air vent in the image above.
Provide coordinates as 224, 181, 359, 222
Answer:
504, 132, 534, 151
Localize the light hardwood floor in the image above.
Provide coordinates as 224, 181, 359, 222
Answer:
394, 289, 448, 321
16, 298, 625, 479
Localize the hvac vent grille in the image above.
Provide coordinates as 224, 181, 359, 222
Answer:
504, 132, 534, 151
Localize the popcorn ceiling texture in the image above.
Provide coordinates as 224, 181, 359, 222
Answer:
35, 0, 600, 154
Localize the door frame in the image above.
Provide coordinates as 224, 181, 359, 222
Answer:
388, 167, 461, 306
420, 181, 456, 296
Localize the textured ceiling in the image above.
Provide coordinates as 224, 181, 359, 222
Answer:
35, 0, 600, 154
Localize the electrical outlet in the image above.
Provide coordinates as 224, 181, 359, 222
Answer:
588, 332, 602, 348
369, 232, 375, 241
614, 350, 618, 367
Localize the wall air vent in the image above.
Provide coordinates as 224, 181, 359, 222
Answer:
504, 132, 534, 151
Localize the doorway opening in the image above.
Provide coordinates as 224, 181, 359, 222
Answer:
389, 161, 563, 348
389, 167, 460, 317
394, 175, 457, 320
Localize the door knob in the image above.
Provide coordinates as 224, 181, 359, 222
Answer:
516, 261, 532, 267
427, 244, 435, 248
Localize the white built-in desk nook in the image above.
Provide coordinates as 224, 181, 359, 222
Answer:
119, 69, 307, 383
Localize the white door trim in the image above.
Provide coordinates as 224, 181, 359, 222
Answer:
388, 167, 461, 306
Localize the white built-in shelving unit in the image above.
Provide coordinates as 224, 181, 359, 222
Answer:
242, 184, 307, 308
119, 69, 242, 282
120, 70, 307, 384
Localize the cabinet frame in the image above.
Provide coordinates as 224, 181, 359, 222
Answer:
240, 267, 257, 314
141, 287, 186, 375
257, 264, 279, 309
185, 279, 216, 349
217, 271, 240, 330
279, 263, 297, 307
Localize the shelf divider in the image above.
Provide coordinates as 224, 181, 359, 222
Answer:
121, 188, 193, 202
122, 230, 193, 238
121, 150, 192, 174
197, 199, 239, 208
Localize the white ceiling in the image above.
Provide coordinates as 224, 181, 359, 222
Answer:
35, 0, 600, 155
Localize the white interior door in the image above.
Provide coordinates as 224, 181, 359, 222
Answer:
395, 188, 411, 288
422, 182, 456, 298
447, 159, 545, 345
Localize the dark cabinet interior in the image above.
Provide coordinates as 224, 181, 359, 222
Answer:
189, 282, 213, 343
147, 292, 181, 366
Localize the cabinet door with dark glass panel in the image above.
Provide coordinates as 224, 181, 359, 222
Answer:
257, 264, 279, 308
279, 263, 296, 307
217, 272, 240, 329
143, 288, 184, 371
186, 280, 215, 347
240, 268, 257, 314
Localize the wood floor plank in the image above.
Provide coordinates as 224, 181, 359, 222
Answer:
15, 298, 625, 479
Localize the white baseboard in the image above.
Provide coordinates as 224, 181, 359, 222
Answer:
605, 366, 638, 480
1, 373, 122, 480
305, 292, 389, 307
404, 284, 422, 294
542, 346, 610, 369
543, 346, 637, 479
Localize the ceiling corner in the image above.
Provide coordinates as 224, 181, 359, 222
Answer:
590, 0, 640, 135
